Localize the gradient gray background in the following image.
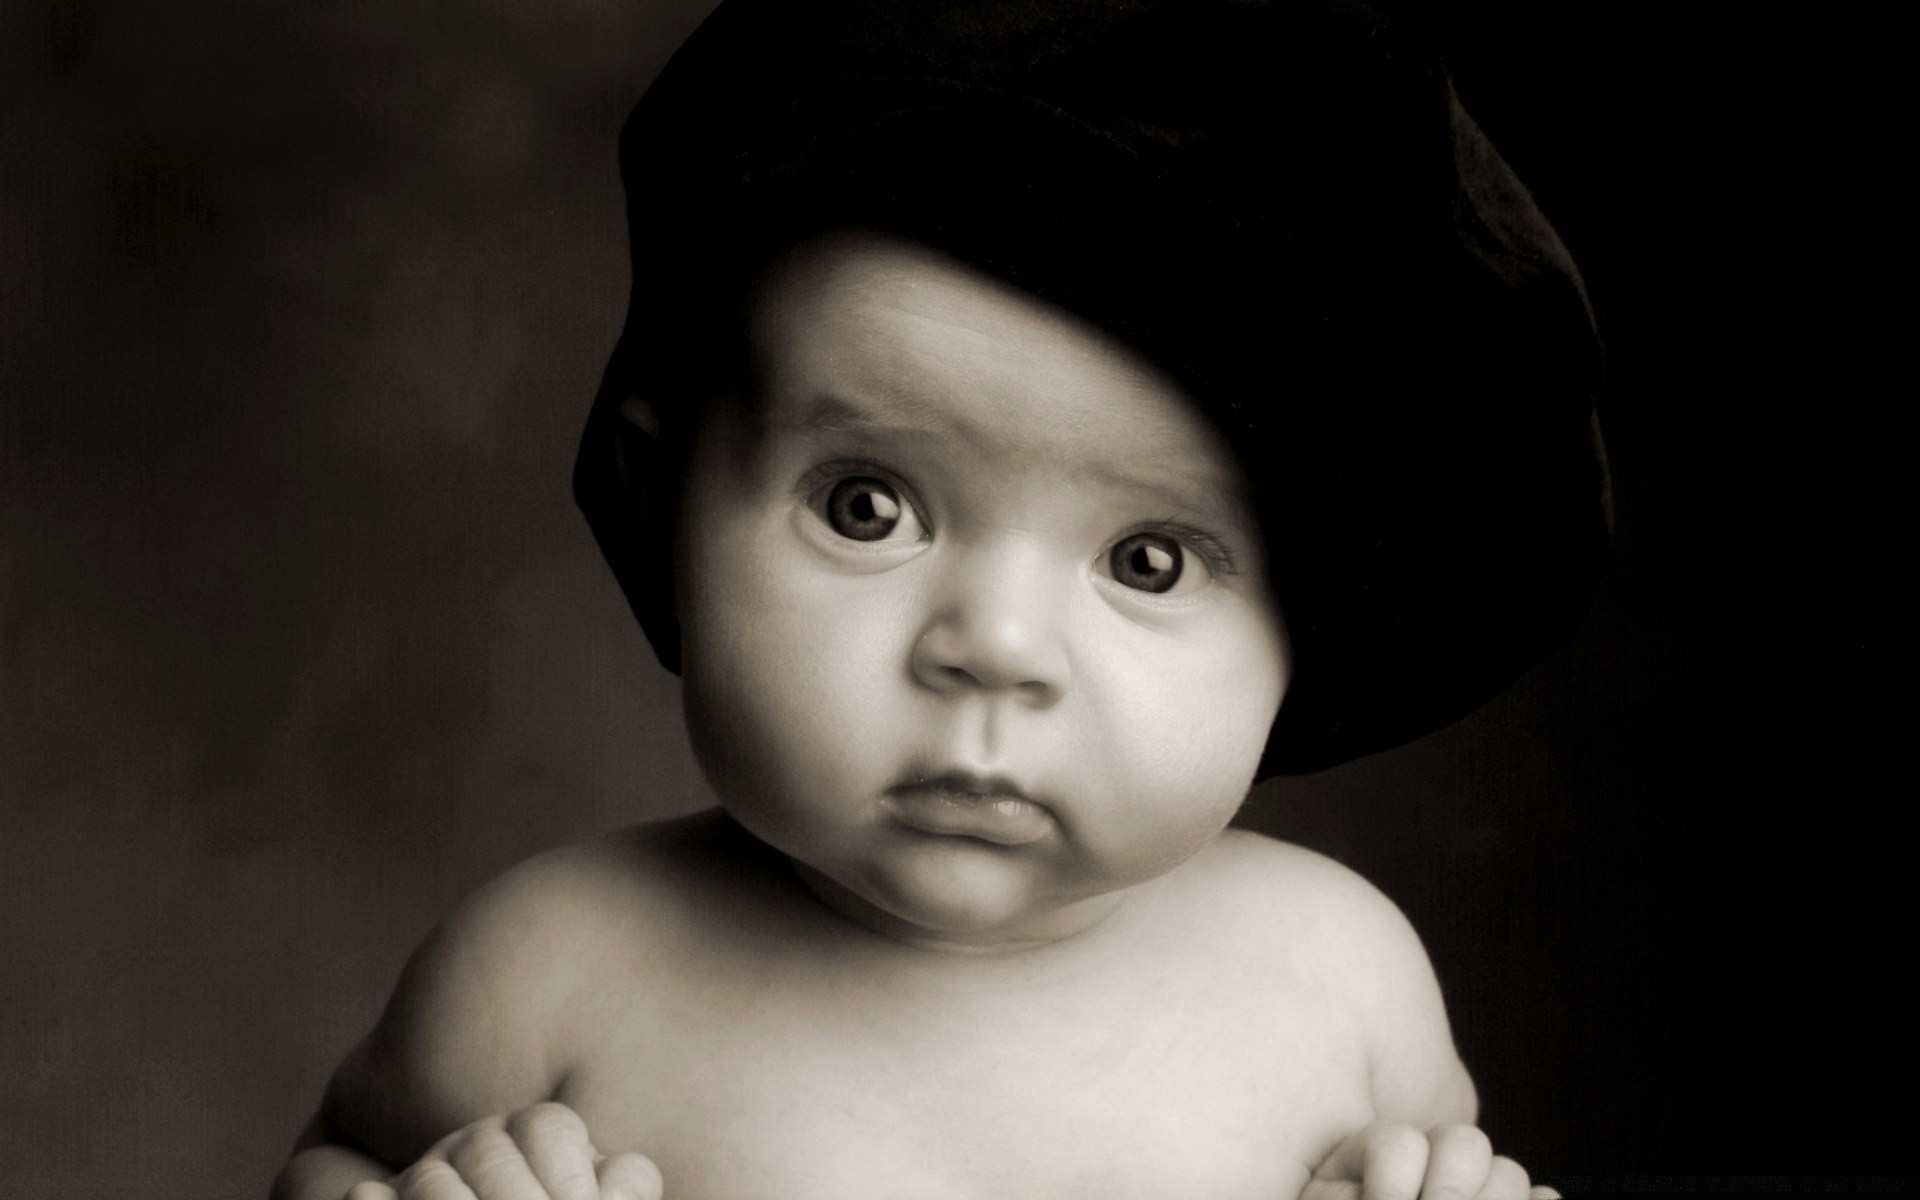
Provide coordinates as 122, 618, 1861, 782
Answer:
3, 1, 1904, 1196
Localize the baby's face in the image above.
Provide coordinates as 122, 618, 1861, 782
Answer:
673, 233, 1289, 949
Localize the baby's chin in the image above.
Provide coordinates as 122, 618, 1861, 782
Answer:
789, 839, 1130, 952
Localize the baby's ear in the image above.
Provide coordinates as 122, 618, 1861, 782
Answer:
619, 395, 664, 442
577, 391, 683, 672
612, 392, 680, 563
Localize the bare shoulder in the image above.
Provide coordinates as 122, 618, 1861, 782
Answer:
1190, 829, 1477, 1125
323, 811, 739, 1164
387, 809, 763, 1027
1192, 829, 1419, 958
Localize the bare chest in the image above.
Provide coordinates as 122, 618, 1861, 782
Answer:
556, 975, 1370, 1200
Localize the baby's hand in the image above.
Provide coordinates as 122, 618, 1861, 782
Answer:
345, 1102, 663, 1200
1302, 1123, 1559, 1200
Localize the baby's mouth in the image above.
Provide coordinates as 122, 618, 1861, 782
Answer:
881, 771, 1057, 847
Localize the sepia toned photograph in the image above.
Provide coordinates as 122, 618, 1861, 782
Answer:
2, 1, 1904, 1196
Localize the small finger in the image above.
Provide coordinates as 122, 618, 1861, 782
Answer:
393, 1156, 479, 1200
1420, 1123, 1493, 1200
508, 1103, 600, 1200
597, 1150, 665, 1200
345, 1183, 400, 1200
1299, 1180, 1361, 1200
1474, 1153, 1532, 1200
1528, 1187, 1562, 1200
446, 1123, 546, 1198
1361, 1124, 1431, 1200
1310, 1127, 1373, 1183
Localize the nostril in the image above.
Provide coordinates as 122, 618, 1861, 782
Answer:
910, 601, 1068, 701
1015, 677, 1061, 709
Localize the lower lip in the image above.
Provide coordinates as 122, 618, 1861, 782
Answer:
881, 787, 1056, 847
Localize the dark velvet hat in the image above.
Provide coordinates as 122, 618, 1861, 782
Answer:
575, 0, 1612, 777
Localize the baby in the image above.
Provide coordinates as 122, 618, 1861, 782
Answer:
274, 1, 1610, 1198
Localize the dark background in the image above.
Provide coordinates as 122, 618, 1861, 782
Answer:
2, 1, 1906, 1196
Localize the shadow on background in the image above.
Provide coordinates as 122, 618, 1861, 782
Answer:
1, 0, 1905, 1195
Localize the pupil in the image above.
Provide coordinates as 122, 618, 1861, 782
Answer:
1111, 533, 1181, 593
828, 476, 902, 541
1132, 545, 1170, 575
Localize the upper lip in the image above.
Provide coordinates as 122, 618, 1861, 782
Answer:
888, 769, 1040, 804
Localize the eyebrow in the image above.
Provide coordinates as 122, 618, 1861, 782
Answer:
776, 392, 946, 437
1093, 464, 1245, 529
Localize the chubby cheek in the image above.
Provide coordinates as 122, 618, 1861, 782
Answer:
677, 524, 912, 843
1071, 603, 1288, 877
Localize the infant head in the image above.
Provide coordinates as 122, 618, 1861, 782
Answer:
664, 232, 1288, 943
576, 0, 1611, 795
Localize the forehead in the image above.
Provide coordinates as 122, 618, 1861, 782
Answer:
744, 233, 1246, 512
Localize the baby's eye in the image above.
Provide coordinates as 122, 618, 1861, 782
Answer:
820, 475, 925, 543
1103, 531, 1212, 595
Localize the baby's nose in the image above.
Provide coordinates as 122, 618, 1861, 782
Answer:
909, 540, 1069, 707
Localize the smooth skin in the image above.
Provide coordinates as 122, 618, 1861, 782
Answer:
274, 234, 1556, 1200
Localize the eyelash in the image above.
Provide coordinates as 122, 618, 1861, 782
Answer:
1130, 520, 1240, 579
795, 460, 929, 523
795, 461, 1240, 576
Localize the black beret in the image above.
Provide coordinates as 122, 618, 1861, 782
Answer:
575, 0, 1612, 776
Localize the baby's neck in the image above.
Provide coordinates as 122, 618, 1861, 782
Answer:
785, 855, 1144, 958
